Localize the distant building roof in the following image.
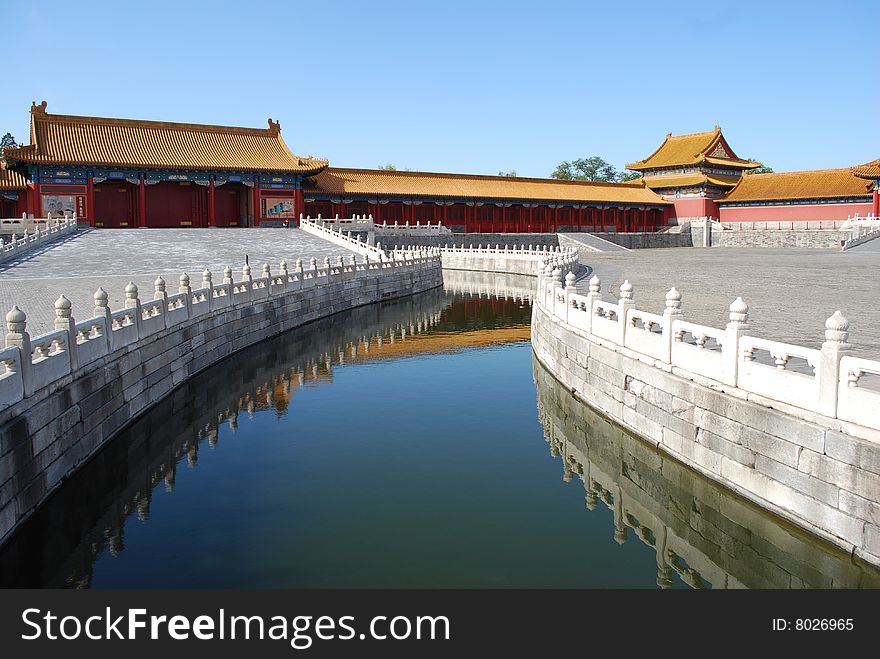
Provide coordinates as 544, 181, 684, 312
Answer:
627, 127, 759, 171
1, 101, 328, 174
0, 167, 27, 191
851, 158, 880, 181
642, 173, 742, 190
717, 168, 873, 203
305, 168, 669, 205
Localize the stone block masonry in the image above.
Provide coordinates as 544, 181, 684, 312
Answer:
531, 266, 880, 566
0, 253, 443, 545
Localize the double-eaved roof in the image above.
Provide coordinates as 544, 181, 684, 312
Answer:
627, 127, 759, 172
304, 168, 668, 205
1, 101, 328, 175
717, 167, 874, 204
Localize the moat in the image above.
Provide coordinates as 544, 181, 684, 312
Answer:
1, 283, 878, 589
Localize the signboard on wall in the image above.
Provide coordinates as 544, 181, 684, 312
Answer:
262, 197, 297, 219
41, 194, 77, 216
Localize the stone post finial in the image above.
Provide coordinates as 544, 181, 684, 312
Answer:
279, 260, 289, 277
728, 297, 749, 328
565, 271, 576, 289
665, 287, 682, 313
223, 266, 233, 284
823, 310, 849, 346
202, 268, 213, 288
261, 263, 271, 278
242, 263, 251, 278
551, 267, 562, 283
125, 281, 139, 304
589, 275, 601, 295
94, 287, 109, 316
323, 256, 331, 268
154, 275, 166, 296
179, 272, 191, 294
619, 280, 633, 301
6, 305, 27, 334
336, 255, 344, 267
309, 257, 317, 271
54, 294, 72, 322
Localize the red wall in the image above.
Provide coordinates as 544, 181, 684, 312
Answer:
669, 197, 719, 219
718, 201, 872, 223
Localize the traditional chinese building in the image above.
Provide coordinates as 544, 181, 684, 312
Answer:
1, 102, 876, 231
851, 158, 880, 217
626, 127, 760, 220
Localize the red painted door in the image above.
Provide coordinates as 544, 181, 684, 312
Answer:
93, 181, 135, 228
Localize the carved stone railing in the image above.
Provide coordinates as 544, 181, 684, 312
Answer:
299, 216, 388, 261
841, 214, 880, 251
437, 242, 579, 277
535, 268, 880, 435
0, 252, 442, 413
0, 214, 78, 264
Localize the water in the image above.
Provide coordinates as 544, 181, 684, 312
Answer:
1, 282, 878, 589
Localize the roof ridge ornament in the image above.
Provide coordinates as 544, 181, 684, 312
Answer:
31, 100, 48, 117
267, 118, 281, 134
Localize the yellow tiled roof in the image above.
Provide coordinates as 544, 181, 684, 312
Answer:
717, 168, 873, 203
642, 173, 741, 190
304, 168, 669, 205
0, 166, 27, 191
627, 127, 760, 171
2, 101, 328, 174
852, 158, 880, 180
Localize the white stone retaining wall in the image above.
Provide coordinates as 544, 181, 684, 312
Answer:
531, 267, 880, 565
0, 216, 78, 264
438, 243, 578, 277
0, 253, 443, 544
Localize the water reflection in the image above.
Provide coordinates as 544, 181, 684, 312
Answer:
0, 287, 531, 588
532, 357, 880, 589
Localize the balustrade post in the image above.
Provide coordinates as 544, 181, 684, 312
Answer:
336, 255, 345, 281
179, 272, 192, 317
818, 310, 850, 417
585, 275, 601, 334
564, 271, 577, 323
661, 287, 682, 364
279, 260, 289, 294
202, 268, 213, 309
722, 297, 749, 386
551, 268, 563, 318
93, 287, 112, 351
124, 281, 142, 336
294, 259, 304, 289
323, 256, 331, 281
54, 294, 77, 371
617, 281, 635, 345
6, 306, 33, 396
241, 264, 252, 302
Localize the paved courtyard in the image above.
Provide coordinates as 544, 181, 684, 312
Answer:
584, 247, 880, 359
0, 229, 356, 335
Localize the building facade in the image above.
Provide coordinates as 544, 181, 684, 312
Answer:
1, 102, 877, 231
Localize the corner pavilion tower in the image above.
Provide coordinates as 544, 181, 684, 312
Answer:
627, 127, 759, 220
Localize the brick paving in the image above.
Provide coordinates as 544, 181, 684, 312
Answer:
583, 247, 880, 359
0, 228, 356, 335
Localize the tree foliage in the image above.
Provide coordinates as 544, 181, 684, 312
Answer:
377, 163, 397, 171
497, 170, 517, 177
551, 156, 636, 183
748, 161, 774, 174
0, 133, 17, 149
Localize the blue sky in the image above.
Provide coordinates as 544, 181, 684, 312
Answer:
3, 0, 878, 177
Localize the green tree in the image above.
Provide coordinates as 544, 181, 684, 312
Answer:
551, 157, 619, 182
617, 170, 641, 182
0, 133, 17, 149
497, 170, 517, 177
377, 163, 397, 171
748, 161, 773, 174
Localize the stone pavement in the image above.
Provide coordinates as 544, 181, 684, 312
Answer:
581, 247, 880, 359
0, 228, 356, 335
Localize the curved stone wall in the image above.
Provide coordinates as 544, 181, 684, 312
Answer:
0, 256, 442, 545
531, 269, 880, 566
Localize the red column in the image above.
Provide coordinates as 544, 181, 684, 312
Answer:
873, 186, 879, 218
443, 204, 448, 227
86, 175, 96, 227
138, 178, 147, 228
253, 183, 261, 226
553, 207, 559, 232
294, 188, 305, 224
207, 180, 215, 227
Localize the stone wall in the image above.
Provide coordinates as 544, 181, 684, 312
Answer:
533, 359, 880, 587
0, 257, 443, 545
590, 232, 694, 249
381, 233, 559, 251
530, 272, 880, 566
711, 228, 844, 249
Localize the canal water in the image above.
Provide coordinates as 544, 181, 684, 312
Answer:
1, 279, 878, 589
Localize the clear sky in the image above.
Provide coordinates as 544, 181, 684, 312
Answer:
3, 0, 878, 177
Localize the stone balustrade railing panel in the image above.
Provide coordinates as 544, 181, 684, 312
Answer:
0, 215, 78, 264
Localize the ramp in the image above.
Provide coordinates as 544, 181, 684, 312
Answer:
558, 233, 630, 253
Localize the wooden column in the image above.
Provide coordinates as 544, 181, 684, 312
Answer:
294, 188, 304, 224
253, 183, 261, 226
138, 178, 147, 228
553, 206, 559, 232
207, 179, 216, 227
87, 175, 96, 227
873, 186, 879, 218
